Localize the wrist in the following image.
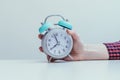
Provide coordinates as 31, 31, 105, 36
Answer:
79, 44, 109, 60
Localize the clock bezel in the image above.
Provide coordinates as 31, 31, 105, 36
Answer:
41, 28, 73, 59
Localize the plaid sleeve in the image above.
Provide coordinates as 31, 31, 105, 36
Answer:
103, 41, 120, 60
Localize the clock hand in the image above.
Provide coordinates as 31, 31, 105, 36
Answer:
53, 34, 59, 44
50, 33, 61, 50
50, 44, 58, 50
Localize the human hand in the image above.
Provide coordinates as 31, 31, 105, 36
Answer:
38, 30, 84, 62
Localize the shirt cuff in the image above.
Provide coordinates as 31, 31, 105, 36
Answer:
103, 41, 120, 60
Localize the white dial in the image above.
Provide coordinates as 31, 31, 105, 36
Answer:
42, 28, 73, 59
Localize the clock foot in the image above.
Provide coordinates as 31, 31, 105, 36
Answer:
48, 55, 73, 63
48, 57, 52, 63
68, 55, 73, 60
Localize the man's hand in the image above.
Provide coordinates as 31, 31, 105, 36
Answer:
38, 30, 109, 62
38, 30, 84, 62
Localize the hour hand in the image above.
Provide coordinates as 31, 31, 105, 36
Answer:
50, 44, 57, 50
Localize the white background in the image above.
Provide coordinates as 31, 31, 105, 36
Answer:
0, 0, 120, 60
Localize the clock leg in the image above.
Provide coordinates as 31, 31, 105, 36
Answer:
68, 55, 73, 60
48, 55, 73, 63
48, 57, 52, 63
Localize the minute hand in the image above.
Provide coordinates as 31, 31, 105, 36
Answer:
53, 34, 59, 43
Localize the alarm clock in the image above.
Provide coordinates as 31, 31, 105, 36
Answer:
39, 15, 73, 62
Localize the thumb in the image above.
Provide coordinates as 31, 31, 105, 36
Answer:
66, 30, 79, 41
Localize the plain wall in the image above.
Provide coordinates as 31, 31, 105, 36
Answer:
0, 0, 120, 60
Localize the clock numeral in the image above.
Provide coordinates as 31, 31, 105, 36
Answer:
66, 40, 69, 43
48, 43, 50, 46
54, 50, 56, 53
60, 34, 63, 36
48, 39, 51, 42
65, 45, 68, 48
55, 33, 58, 36
64, 36, 66, 40
51, 35, 54, 38
58, 50, 61, 54
63, 49, 65, 52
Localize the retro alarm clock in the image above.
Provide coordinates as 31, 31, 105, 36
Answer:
39, 15, 73, 62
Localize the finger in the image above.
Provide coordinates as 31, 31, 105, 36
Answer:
39, 46, 44, 52
38, 34, 44, 39
47, 56, 55, 62
64, 56, 73, 61
51, 58, 55, 62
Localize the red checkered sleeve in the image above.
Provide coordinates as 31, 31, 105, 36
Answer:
103, 41, 120, 60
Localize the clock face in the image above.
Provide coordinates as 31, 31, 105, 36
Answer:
42, 28, 73, 59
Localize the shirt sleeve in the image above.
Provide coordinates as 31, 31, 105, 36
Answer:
103, 41, 120, 60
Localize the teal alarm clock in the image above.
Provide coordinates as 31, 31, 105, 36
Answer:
39, 15, 73, 62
